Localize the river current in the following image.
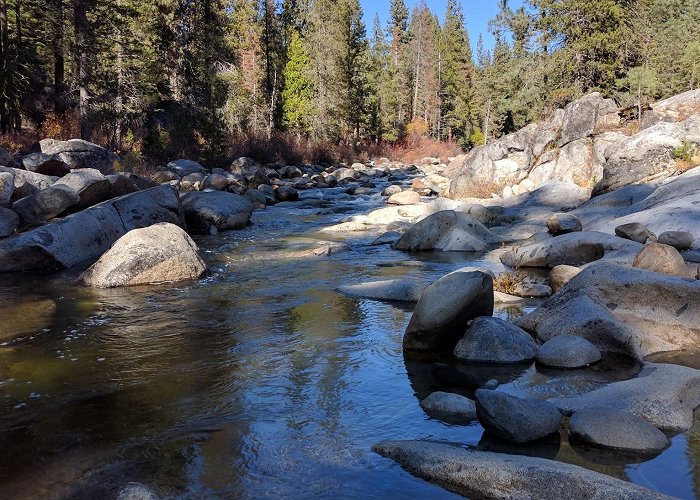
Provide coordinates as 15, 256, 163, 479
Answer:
0, 185, 697, 499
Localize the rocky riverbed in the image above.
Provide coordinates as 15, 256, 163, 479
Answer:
1, 90, 700, 499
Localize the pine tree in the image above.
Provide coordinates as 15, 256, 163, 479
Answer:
282, 30, 314, 134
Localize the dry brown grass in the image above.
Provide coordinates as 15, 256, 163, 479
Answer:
464, 179, 507, 199
493, 271, 527, 295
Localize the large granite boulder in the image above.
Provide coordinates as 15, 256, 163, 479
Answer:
0, 167, 57, 199
78, 223, 206, 288
404, 269, 493, 351
12, 184, 79, 225
518, 262, 700, 359
475, 389, 563, 443
552, 363, 700, 432
21, 152, 70, 177
395, 210, 500, 252
372, 441, 672, 500
454, 317, 538, 364
53, 168, 113, 209
166, 159, 207, 177
0, 171, 14, 205
558, 92, 619, 146
0, 185, 183, 272
180, 191, 253, 233
39, 138, 117, 174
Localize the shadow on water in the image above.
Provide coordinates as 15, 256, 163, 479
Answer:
0, 186, 697, 499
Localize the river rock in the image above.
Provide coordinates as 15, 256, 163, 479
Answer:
615, 222, 656, 243
395, 210, 500, 252
275, 186, 299, 202
512, 281, 552, 298
518, 262, 700, 359
569, 408, 670, 455
244, 188, 267, 207
116, 482, 159, 500
12, 185, 80, 225
167, 159, 206, 177
0, 295, 57, 340
39, 138, 117, 173
454, 317, 538, 364
0, 206, 18, 237
546, 213, 582, 235
657, 230, 694, 251
404, 270, 493, 351
53, 168, 113, 209
501, 231, 642, 268
202, 173, 231, 191
338, 279, 424, 302
0, 167, 57, 199
549, 265, 581, 292
420, 392, 477, 421
475, 389, 563, 443
632, 242, 690, 277
536, 335, 601, 369
0, 185, 183, 272
180, 191, 253, 234
0, 171, 13, 205
372, 440, 673, 500
381, 185, 402, 197
79, 223, 206, 288
552, 363, 700, 432
21, 152, 70, 177
387, 190, 420, 205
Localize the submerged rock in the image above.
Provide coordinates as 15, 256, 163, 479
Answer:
372, 440, 672, 500
475, 389, 563, 443
536, 335, 601, 369
518, 262, 700, 359
454, 317, 537, 364
404, 269, 493, 351
0, 296, 56, 340
420, 392, 477, 421
79, 223, 206, 288
395, 210, 500, 252
338, 279, 424, 303
552, 363, 700, 432
569, 408, 670, 455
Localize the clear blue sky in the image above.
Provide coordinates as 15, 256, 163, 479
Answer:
360, 0, 525, 53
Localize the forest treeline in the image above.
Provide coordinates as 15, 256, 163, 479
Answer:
0, 0, 699, 164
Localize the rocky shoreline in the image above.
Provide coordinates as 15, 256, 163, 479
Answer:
1, 90, 700, 499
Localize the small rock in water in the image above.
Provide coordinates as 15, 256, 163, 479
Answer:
475, 389, 563, 443
569, 408, 670, 455
454, 317, 537, 364
420, 392, 477, 421
536, 335, 602, 369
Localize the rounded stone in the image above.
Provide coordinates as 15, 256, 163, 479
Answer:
536, 335, 602, 369
615, 222, 656, 244
549, 265, 581, 292
569, 407, 670, 455
454, 317, 538, 364
546, 213, 582, 235
657, 231, 694, 251
420, 392, 477, 421
475, 389, 563, 443
633, 242, 689, 277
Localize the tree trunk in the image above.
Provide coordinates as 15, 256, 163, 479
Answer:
53, 0, 65, 114
0, 0, 11, 133
73, 0, 89, 139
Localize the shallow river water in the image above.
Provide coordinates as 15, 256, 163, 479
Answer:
0, 186, 697, 499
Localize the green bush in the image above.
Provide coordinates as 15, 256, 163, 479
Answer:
673, 140, 694, 163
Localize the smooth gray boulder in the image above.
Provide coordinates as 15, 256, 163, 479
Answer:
53, 168, 113, 209
404, 270, 493, 351
274, 186, 299, 202
202, 173, 231, 191
78, 223, 206, 288
569, 408, 670, 455
632, 242, 690, 277
180, 191, 253, 233
657, 230, 694, 251
615, 222, 656, 243
454, 317, 538, 364
372, 440, 673, 500
518, 262, 700, 359
12, 184, 79, 225
420, 392, 477, 421
501, 231, 642, 268
338, 279, 424, 303
0, 171, 14, 205
546, 213, 582, 235
166, 159, 206, 177
243, 188, 267, 206
21, 152, 70, 177
475, 389, 563, 442
559, 92, 618, 146
0, 167, 57, 199
39, 138, 117, 173
395, 210, 500, 252
536, 335, 601, 369
552, 363, 700, 432
0, 207, 18, 237
0, 185, 183, 272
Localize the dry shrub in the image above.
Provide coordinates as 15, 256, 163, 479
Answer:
493, 271, 527, 295
465, 179, 506, 199
39, 111, 80, 140
0, 130, 38, 154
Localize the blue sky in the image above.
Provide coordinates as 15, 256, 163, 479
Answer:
360, 0, 525, 53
